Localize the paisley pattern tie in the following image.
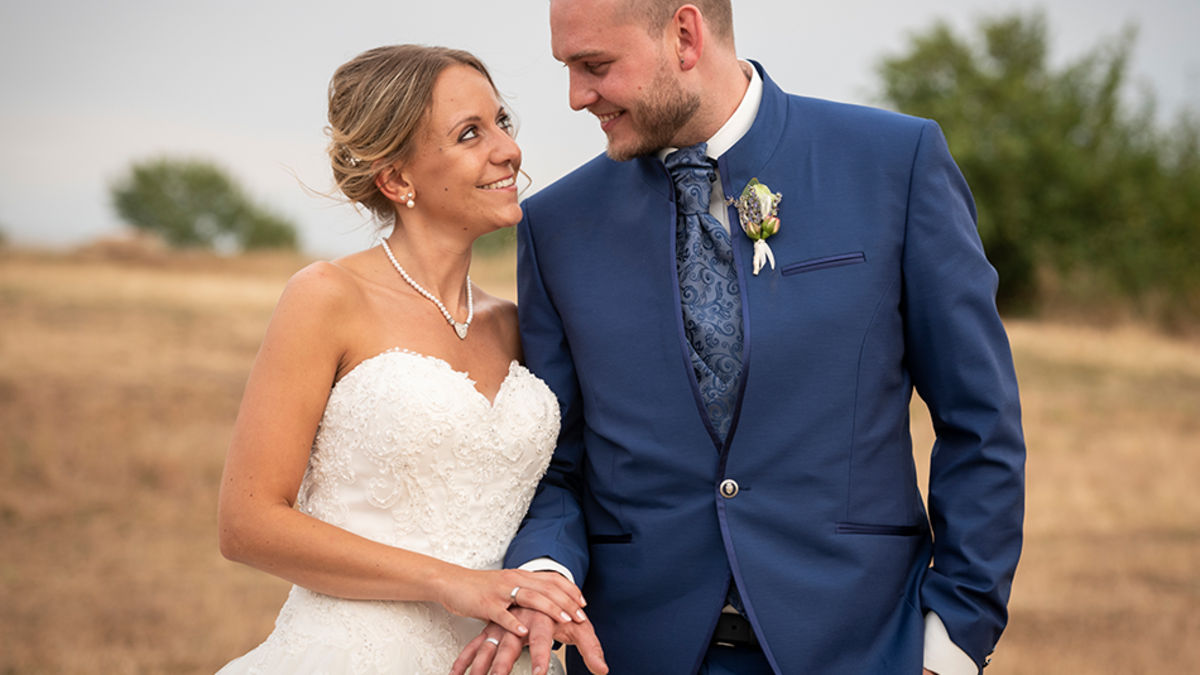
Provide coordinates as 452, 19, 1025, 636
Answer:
667, 143, 744, 441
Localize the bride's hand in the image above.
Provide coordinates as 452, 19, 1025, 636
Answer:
436, 568, 587, 638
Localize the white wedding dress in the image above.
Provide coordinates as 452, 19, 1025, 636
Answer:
217, 350, 564, 675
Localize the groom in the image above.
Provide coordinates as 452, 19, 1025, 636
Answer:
460, 1, 1025, 674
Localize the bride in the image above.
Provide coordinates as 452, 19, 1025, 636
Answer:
215, 45, 597, 675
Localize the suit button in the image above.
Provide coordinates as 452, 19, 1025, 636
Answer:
719, 479, 739, 498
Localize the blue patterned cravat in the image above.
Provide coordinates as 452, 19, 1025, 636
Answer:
667, 143, 744, 441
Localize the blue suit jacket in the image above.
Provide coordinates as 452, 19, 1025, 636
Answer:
507, 63, 1025, 675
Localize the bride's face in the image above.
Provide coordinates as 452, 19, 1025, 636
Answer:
399, 65, 523, 233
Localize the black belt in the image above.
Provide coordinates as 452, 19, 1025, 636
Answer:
710, 612, 760, 649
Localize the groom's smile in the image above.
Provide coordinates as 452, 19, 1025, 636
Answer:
551, 0, 701, 160
595, 110, 623, 126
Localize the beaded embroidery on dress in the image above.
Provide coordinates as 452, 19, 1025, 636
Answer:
216, 350, 563, 675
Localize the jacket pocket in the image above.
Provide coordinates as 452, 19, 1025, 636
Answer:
780, 252, 866, 276
835, 522, 923, 537
588, 533, 633, 545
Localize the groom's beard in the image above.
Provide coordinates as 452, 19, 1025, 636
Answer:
605, 64, 701, 162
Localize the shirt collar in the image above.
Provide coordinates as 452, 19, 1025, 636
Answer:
659, 61, 763, 163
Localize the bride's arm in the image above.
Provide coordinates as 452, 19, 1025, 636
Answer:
216, 261, 585, 635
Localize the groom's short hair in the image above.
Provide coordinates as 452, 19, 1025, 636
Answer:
619, 0, 734, 44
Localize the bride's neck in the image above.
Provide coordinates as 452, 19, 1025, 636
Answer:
382, 225, 474, 304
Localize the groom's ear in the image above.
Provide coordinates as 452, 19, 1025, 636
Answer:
670, 4, 705, 70
374, 163, 413, 203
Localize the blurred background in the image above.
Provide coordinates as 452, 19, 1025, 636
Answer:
2, 0, 1197, 261
1, 1, 1198, 673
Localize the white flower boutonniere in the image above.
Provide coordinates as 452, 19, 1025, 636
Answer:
727, 178, 782, 275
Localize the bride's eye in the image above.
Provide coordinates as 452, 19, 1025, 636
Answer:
458, 125, 479, 142
497, 113, 514, 136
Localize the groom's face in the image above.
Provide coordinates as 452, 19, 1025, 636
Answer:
550, 0, 699, 160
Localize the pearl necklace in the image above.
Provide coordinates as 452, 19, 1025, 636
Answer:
380, 239, 473, 340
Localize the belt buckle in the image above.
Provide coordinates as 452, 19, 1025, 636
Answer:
711, 612, 758, 649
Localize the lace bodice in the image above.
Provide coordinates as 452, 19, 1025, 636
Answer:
217, 350, 562, 675
298, 350, 559, 569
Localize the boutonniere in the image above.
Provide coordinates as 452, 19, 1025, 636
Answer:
727, 178, 782, 275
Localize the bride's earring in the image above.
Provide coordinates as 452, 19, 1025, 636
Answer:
404, 192, 415, 209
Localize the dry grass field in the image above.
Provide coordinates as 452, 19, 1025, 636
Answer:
1, 244, 1198, 674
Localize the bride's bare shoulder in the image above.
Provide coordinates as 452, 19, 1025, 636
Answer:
280, 249, 380, 312
279, 261, 355, 311
260, 262, 374, 353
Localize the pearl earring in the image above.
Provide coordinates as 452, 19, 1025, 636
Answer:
404, 193, 415, 209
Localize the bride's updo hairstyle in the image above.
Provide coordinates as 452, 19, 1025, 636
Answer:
326, 45, 499, 227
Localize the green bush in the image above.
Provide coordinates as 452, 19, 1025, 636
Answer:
878, 12, 1200, 319
110, 158, 297, 252
472, 228, 516, 256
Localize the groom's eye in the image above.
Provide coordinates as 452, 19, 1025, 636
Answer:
584, 61, 610, 75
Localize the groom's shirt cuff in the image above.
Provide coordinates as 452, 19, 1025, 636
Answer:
518, 557, 576, 585
924, 611, 979, 675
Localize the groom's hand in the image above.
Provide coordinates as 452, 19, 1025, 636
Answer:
449, 609, 552, 675
449, 607, 607, 675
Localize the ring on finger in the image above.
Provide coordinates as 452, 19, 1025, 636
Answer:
509, 586, 521, 603
485, 637, 500, 647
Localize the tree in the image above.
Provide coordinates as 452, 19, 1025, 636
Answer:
110, 158, 297, 251
878, 12, 1200, 319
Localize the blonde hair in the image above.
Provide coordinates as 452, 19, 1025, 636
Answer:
326, 45, 498, 227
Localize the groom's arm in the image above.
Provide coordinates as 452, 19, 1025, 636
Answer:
504, 204, 592, 581
903, 120, 1026, 672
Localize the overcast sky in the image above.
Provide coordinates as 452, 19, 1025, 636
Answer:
1, 0, 1197, 257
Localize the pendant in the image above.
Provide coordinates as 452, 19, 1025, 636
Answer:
454, 323, 468, 340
